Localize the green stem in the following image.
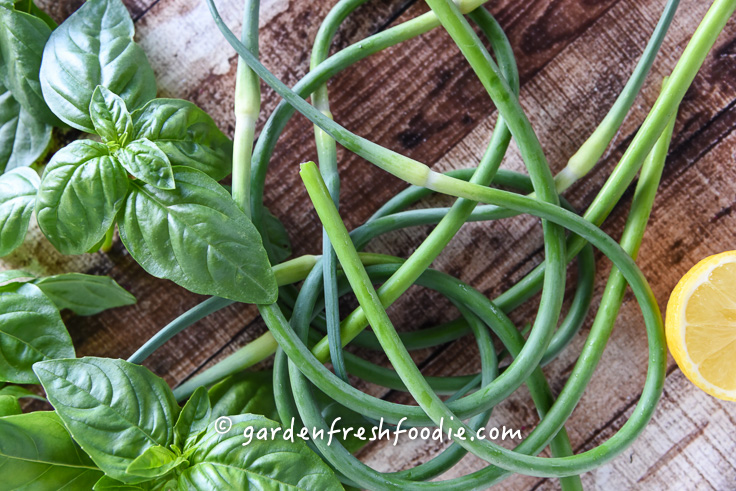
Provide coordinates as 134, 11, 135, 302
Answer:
297, 158, 664, 477
174, 331, 278, 401
309, 0, 369, 382
130, 255, 317, 370
172, 169, 588, 397
555, 0, 679, 191
309, 6, 522, 363
100, 224, 115, 253
231, 0, 261, 215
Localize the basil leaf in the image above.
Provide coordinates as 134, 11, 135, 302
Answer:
116, 138, 175, 190
0, 2, 60, 125
9, 0, 57, 30
0, 282, 74, 383
94, 475, 172, 490
35, 140, 129, 254
179, 415, 343, 490
34, 357, 180, 483
131, 99, 232, 180
39, 0, 156, 132
208, 370, 278, 422
0, 269, 35, 287
0, 167, 39, 256
34, 272, 136, 316
0, 411, 103, 489
0, 383, 45, 401
174, 386, 210, 449
93, 476, 150, 490
264, 209, 292, 264
126, 445, 181, 479
0, 81, 52, 172
90, 85, 134, 146
0, 394, 21, 415
119, 166, 277, 304
17, 0, 57, 30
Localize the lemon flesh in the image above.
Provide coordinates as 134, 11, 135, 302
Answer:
666, 252, 736, 401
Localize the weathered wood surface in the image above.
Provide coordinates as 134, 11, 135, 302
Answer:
5, 0, 736, 488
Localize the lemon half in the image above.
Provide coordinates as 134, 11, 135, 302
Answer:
665, 251, 736, 402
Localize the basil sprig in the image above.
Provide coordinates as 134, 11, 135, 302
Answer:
32, 358, 344, 490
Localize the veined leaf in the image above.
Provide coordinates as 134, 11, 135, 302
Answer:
126, 445, 182, 479
0, 282, 74, 383
0, 383, 45, 401
174, 386, 211, 449
35, 140, 128, 254
34, 272, 136, 316
34, 357, 180, 483
179, 415, 343, 490
39, 0, 156, 132
0, 81, 52, 172
119, 166, 277, 304
208, 370, 278, 422
131, 99, 232, 180
0, 269, 36, 288
115, 138, 174, 190
0, 394, 21, 416
0, 411, 103, 489
0, 2, 60, 125
14, 0, 57, 30
0, 167, 39, 257
0, 269, 35, 287
90, 85, 134, 146
93, 475, 165, 490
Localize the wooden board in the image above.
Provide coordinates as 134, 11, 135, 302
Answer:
5, 0, 736, 488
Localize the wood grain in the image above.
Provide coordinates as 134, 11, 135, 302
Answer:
4, 0, 736, 489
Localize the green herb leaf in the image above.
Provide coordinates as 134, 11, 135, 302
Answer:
131, 99, 232, 180
174, 386, 211, 449
39, 0, 156, 132
263, 209, 292, 264
0, 269, 35, 287
116, 138, 175, 190
126, 445, 182, 479
0, 283, 74, 383
90, 85, 134, 146
93, 476, 153, 490
0, 383, 45, 401
0, 394, 21, 415
34, 272, 136, 316
119, 166, 277, 304
0, 81, 52, 172
0, 411, 103, 489
208, 370, 278, 422
35, 140, 129, 254
179, 415, 343, 490
0, 2, 60, 125
0, 167, 39, 257
16, 0, 57, 29
34, 357, 180, 483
